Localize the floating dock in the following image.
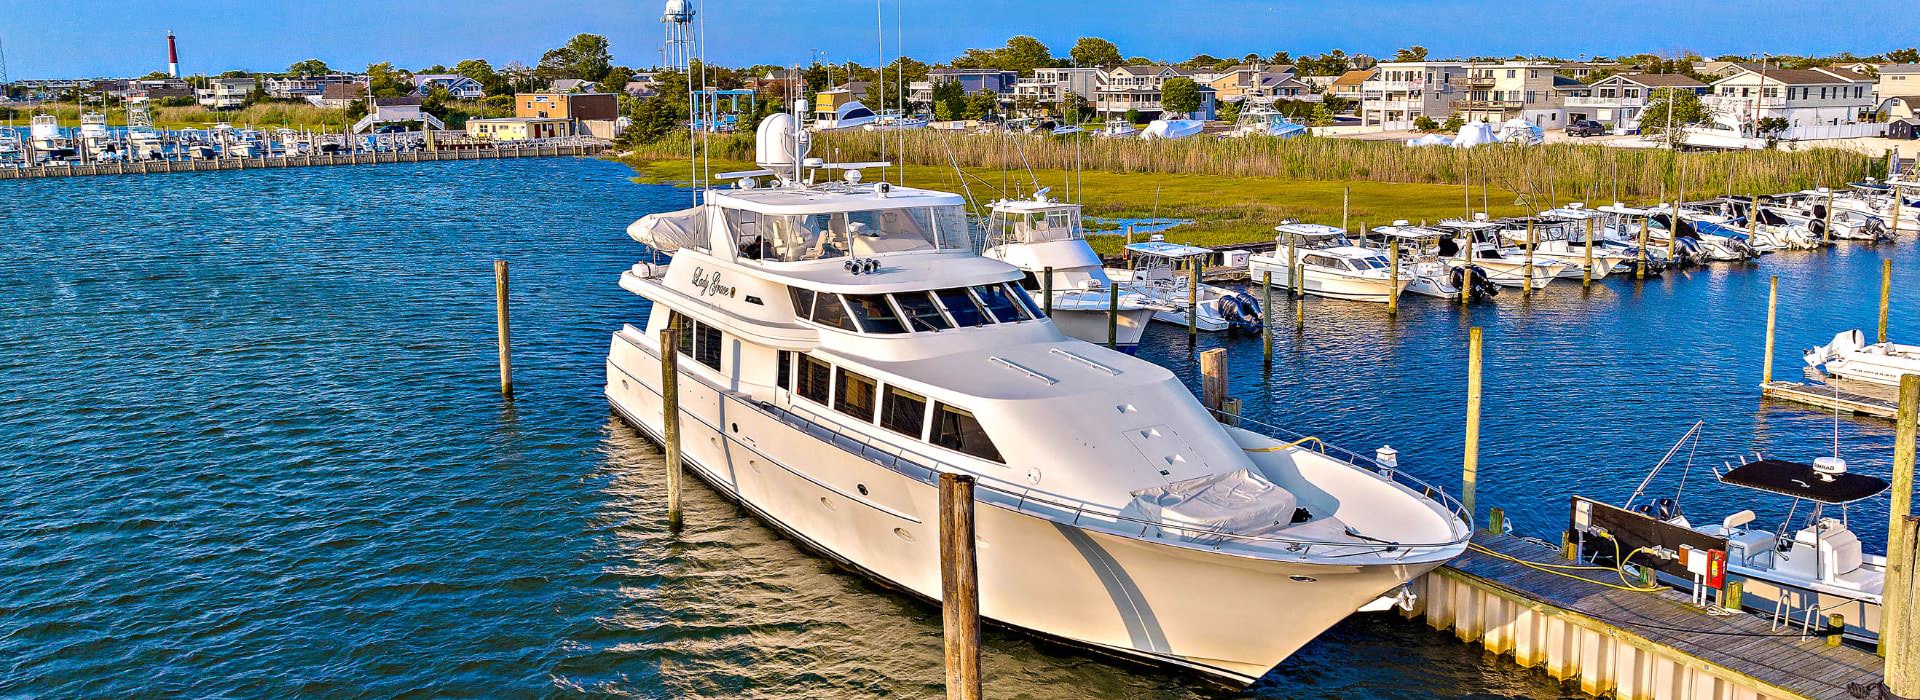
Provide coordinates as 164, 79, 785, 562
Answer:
1760, 375, 1901, 420
1416, 532, 1885, 700
0, 142, 609, 181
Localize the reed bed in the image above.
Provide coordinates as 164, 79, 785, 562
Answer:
13, 102, 353, 130
631, 129, 1878, 206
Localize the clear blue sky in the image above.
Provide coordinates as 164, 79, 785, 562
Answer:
6, 0, 1916, 79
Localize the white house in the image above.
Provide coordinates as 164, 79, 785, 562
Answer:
1705, 67, 1877, 137
197, 77, 255, 110
411, 74, 485, 99
1457, 60, 1569, 127
265, 74, 361, 100
1095, 64, 1182, 118
1012, 67, 1103, 107
1564, 73, 1709, 133
1358, 61, 1467, 128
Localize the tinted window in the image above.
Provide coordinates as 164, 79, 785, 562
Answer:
936, 287, 991, 327
880, 385, 927, 438
788, 287, 815, 318
932, 402, 1003, 463
671, 312, 694, 356
1008, 283, 1046, 318
797, 355, 831, 404
893, 291, 953, 332
777, 350, 793, 389
845, 294, 906, 334
834, 367, 878, 421
810, 292, 859, 331
972, 284, 1031, 323
694, 323, 722, 370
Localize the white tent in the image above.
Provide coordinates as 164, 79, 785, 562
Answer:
1452, 121, 1499, 148
1498, 118, 1544, 145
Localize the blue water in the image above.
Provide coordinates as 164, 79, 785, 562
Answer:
2, 157, 1912, 698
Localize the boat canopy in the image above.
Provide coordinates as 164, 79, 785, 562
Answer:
1719, 459, 1889, 504
1125, 241, 1212, 258
627, 205, 708, 252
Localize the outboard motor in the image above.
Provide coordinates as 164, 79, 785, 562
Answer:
1449, 265, 1499, 302
1220, 292, 1264, 333
1671, 236, 1702, 266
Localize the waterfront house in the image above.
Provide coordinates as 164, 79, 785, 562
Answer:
516, 92, 618, 138
352, 96, 445, 132
623, 81, 659, 99
197, 77, 255, 110
411, 74, 485, 99
1705, 67, 1878, 137
1876, 64, 1920, 115
812, 85, 864, 120
1565, 73, 1708, 133
1330, 68, 1375, 101
1358, 61, 1466, 128
1457, 60, 1569, 128
315, 82, 369, 110
909, 68, 1018, 105
1207, 65, 1311, 103
1882, 98, 1920, 123
466, 117, 571, 141
1557, 61, 1622, 81
128, 79, 194, 103
265, 74, 361, 100
1012, 66, 1102, 108
550, 78, 590, 93
1094, 64, 1183, 119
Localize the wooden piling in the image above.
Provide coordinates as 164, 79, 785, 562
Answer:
1894, 191, 1905, 241
661, 323, 684, 531
1464, 326, 1484, 519
1387, 237, 1400, 316
1106, 282, 1119, 349
494, 260, 513, 398
1342, 186, 1350, 232
1042, 266, 1054, 318
1880, 376, 1917, 669
1261, 271, 1273, 360
1187, 260, 1199, 337
1829, 614, 1846, 647
1636, 222, 1650, 281
1461, 229, 1474, 307
1763, 276, 1778, 385
1824, 189, 1836, 245
1201, 348, 1228, 414
1583, 218, 1594, 289
1523, 218, 1536, 296
939, 472, 982, 700
1881, 259, 1894, 344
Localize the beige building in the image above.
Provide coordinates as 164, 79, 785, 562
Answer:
1458, 61, 1569, 127
1564, 73, 1708, 133
466, 117, 572, 141
1358, 61, 1466, 127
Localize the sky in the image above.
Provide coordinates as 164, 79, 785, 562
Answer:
5, 1, 1919, 79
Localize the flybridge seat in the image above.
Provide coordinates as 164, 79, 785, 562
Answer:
1120, 469, 1300, 545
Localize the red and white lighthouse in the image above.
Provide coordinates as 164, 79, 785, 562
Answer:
167, 31, 179, 77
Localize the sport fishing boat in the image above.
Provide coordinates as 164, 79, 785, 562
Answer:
982, 194, 1160, 353
1767, 191, 1888, 244
1804, 329, 1920, 387
1719, 196, 1825, 250
1247, 223, 1408, 303
607, 111, 1472, 684
1832, 179, 1920, 232
1495, 212, 1632, 279
1108, 238, 1262, 332
1645, 204, 1758, 262
27, 114, 75, 162
1363, 223, 1499, 301
77, 111, 112, 155
1430, 217, 1563, 289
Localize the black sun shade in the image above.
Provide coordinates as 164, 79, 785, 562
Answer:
1719, 459, 1889, 505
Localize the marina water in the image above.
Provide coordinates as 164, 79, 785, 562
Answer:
4, 157, 1912, 698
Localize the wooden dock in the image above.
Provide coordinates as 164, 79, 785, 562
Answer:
0, 142, 609, 181
1761, 375, 1901, 420
1416, 532, 1885, 700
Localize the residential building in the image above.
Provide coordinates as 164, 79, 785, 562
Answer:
1094, 64, 1184, 118
1564, 73, 1708, 133
1557, 61, 1622, 80
128, 78, 194, 103
1877, 64, 1920, 111
1206, 65, 1309, 103
516, 92, 618, 121
1011, 66, 1102, 108
1329, 68, 1376, 106
1881, 97, 1920, 123
1358, 61, 1467, 127
265, 74, 361, 100
467, 117, 572, 141
1705, 68, 1876, 128
352, 96, 445, 132
315, 82, 369, 110
411, 74, 485, 99
550, 78, 591, 93
624, 81, 659, 99
909, 68, 1017, 104
197, 77, 255, 110
1458, 61, 1569, 127
1832, 61, 1883, 76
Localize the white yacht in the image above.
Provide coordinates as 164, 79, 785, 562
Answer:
1804, 329, 1920, 387
607, 113, 1471, 684
1108, 239, 1263, 332
1495, 211, 1632, 280
28, 114, 73, 161
1138, 118, 1205, 140
1225, 106, 1306, 139
982, 195, 1159, 353
1095, 118, 1139, 138
1363, 223, 1498, 301
1247, 223, 1408, 303
1430, 218, 1563, 289
1644, 204, 1759, 262
77, 111, 112, 155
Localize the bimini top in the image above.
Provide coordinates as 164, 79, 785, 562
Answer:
707, 182, 964, 216
1274, 222, 1346, 239
1719, 459, 1889, 504
1125, 241, 1212, 258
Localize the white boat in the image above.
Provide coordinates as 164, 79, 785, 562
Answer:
1720, 197, 1824, 250
1646, 204, 1759, 262
1680, 120, 1766, 151
28, 114, 71, 158
1096, 118, 1139, 138
1364, 223, 1497, 301
77, 112, 111, 154
814, 100, 879, 131
1225, 106, 1306, 139
1138, 118, 1206, 140
1247, 223, 1408, 303
1495, 212, 1632, 280
1773, 190, 1890, 243
1429, 218, 1563, 289
607, 111, 1472, 684
982, 194, 1159, 353
1589, 203, 1682, 271
1804, 330, 1920, 387
1108, 239, 1263, 332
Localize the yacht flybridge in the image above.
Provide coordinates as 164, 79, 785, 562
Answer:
606, 112, 1471, 684
982, 194, 1159, 352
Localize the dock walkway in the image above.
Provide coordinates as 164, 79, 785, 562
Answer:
0, 143, 608, 181
1761, 377, 1900, 419
1421, 532, 1883, 700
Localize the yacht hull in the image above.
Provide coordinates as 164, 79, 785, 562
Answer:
1047, 306, 1155, 352
605, 331, 1440, 684
1247, 258, 1407, 303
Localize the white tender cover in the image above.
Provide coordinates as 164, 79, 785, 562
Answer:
1406, 134, 1454, 147
1138, 119, 1206, 140
1452, 122, 1499, 148
1120, 468, 1299, 542
627, 206, 708, 252
1499, 118, 1544, 145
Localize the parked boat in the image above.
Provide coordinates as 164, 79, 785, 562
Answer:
608, 111, 1472, 685
1804, 330, 1920, 387
1225, 106, 1306, 139
1109, 239, 1263, 332
1138, 118, 1206, 140
1095, 118, 1139, 138
1495, 213, 1632, 279
982, 195, 1160, 352
1246, 223, 1408, 303
1429, 218, 1563, 289
1362, 223, 1499, 301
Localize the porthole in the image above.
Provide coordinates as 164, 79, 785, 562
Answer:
1289, 575, 1317, 583
857, 484, 870, 496
893, 528, 914, 542
730, 422, 739, 433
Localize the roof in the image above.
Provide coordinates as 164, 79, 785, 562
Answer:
321, 83, 368, 99
1551, 75, 1585, 89
1618, 73, 1707, 88
1124, 241, 1212, 258
470, 116, 570, 124
1275, 223, 1344, 237
1881, 64, 1920, 75
1719, 459, 1888, 504
1332, 68, 1377, 87
1112, 64, 1174, 76
1821, 67, 1873, 81
1716, 68, 1853, 85
374, 96, 422, 106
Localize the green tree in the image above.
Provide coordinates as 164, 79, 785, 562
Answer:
1000, 36, 1055, 75
1267, 51, 1293, 66
138, 70, 171, 80
1159, 76, 1201, 116
287, 59, 331, 77
1125, 108, 1144, 124
1442, 114, 1466, 132
1307, 103, 1334, 126
1062, 92, 1090, 123
539, 33, 614, 82
1393, 46, 1429, 62
421, 85, 453, 117
1886, 48, 1920, 64
1216, 99, 1242, 124
455, 59, 502, 94
365, 62, 412, 98
930, 79, 967, 121
1639, 88, 1712, 147
219, 70, 249, 79
600, 65, 635, 94
618, 96, 683, 146
1413, 115, 1439, 132
345, 99, 368, 121
1070, 37, 1122, 68
963, 88, 999, 120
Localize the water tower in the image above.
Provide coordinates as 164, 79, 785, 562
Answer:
662, 0, 695, 74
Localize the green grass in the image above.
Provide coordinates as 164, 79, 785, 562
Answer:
620, 157, 1524, 257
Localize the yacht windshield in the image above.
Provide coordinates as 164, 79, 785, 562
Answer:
993, 208, 1082, 245
736, 205, 972, 262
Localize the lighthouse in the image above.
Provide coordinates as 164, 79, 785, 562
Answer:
167, 31, 179, 77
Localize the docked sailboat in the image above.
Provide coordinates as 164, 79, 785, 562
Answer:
607, 112, 1471, 684
982, 194, 1159, 352
1108, 238, 1263, 332
1804, 330, 1920, 387
1247, 223, 1408, 303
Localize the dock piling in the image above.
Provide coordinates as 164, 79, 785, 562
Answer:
1523, 219, 1536, 297
939, 472, 983, 700
1764, 276, 1778, 385
1201, 348, 1227, 415
1894, 191, 1905, 241
1261, 272, 1273, 360
1387, 238, 1400, 317
1583, 218, 1594, 289
1464, 327, 1484, 519
1636, 222, 1649, 281
1106, 282, 1118, 349
1187, 260, 1199, 337
1824, 189, 1836, 245
1881, 259, 1894, 344
494, 260, 513, 398
1341, 187, 1350, 232
660, 322, 685, 531
1042, 266, 1054, 318
1881, 376, 1918, 669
